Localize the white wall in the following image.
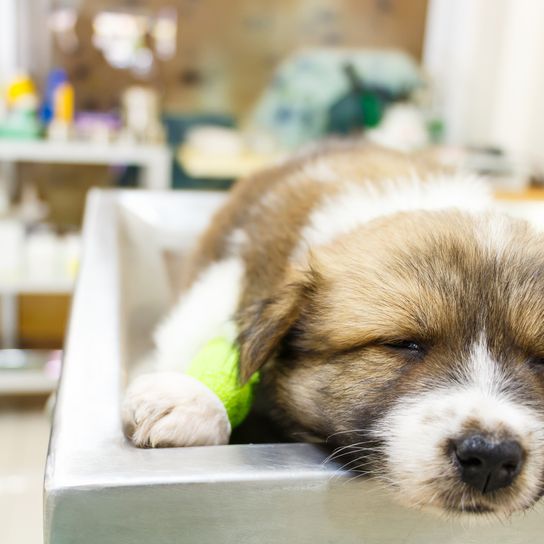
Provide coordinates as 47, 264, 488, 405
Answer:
0, 0, 18, 87
424, 0, 544, 163
0, 0, 52, 88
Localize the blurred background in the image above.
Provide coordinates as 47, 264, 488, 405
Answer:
1, 1, 544, 542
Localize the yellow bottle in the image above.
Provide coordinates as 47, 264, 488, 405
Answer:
54, 82, 74, 123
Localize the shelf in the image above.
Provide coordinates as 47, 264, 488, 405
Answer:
0, 139, 172, 189
0, 370, 57, 395
0, 139, 169, 166
0, 278, 73, 294
0, 350, 59, 395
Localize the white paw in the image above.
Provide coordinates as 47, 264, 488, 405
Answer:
122, 372, 231, 447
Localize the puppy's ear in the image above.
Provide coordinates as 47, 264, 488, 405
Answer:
237, 268, 314, 383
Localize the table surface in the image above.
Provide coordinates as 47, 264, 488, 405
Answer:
0, 138, 170, 165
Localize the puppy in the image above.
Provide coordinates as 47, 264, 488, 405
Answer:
123, 143, 544, 516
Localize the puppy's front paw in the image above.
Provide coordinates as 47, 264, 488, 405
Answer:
122, 372, 231, 447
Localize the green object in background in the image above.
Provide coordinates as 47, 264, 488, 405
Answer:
248, 49, 422, 149
327, 92, 365, 135
427, 117, 445, 144
326, 63, 384, 135
186, 335, 260, 428
0, 110, 42, 139
360, 90, 383, 128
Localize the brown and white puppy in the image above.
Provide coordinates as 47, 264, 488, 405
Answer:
123, 143, 544, 517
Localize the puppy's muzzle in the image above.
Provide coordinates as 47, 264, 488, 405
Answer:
453, 434, 523, 494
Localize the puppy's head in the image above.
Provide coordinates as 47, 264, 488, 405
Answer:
238, 210, 544, 517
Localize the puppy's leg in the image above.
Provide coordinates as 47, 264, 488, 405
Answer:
122, 257, 244, 447
122, 372, 230, 447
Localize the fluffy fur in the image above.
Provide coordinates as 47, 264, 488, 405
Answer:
122, 372, 230, 447
122, 143, 544, 517
292, 172, 489, 263
153, 257, 244, 372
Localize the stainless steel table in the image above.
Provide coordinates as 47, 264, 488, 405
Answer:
44, 190, 544, 543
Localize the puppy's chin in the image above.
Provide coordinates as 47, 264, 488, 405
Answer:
376, 448, 543, 519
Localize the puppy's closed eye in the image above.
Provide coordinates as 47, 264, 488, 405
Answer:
383, 340, 427, 359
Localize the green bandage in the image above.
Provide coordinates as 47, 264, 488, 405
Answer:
186, 336, 259, 428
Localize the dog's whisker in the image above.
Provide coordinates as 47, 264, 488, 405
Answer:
327, 443, 386, 456
326, 439, 384, 455
323, 441, 373, 463
324, 447, 383, 464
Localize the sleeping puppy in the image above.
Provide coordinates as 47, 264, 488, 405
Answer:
123, 143, 544, 516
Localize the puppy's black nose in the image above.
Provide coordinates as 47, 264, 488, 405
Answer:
454, 435, 523, 494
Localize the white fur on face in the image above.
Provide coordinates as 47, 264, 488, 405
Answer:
153, 257, 244, 372
375, 337, 544, 515
292, 173, 491, 263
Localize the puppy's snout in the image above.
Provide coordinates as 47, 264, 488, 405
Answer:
453, 435, 523, 494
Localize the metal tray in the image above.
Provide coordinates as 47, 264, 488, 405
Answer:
44, 190, 544, 543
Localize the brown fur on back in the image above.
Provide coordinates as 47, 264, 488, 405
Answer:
181, 143, 441, 304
